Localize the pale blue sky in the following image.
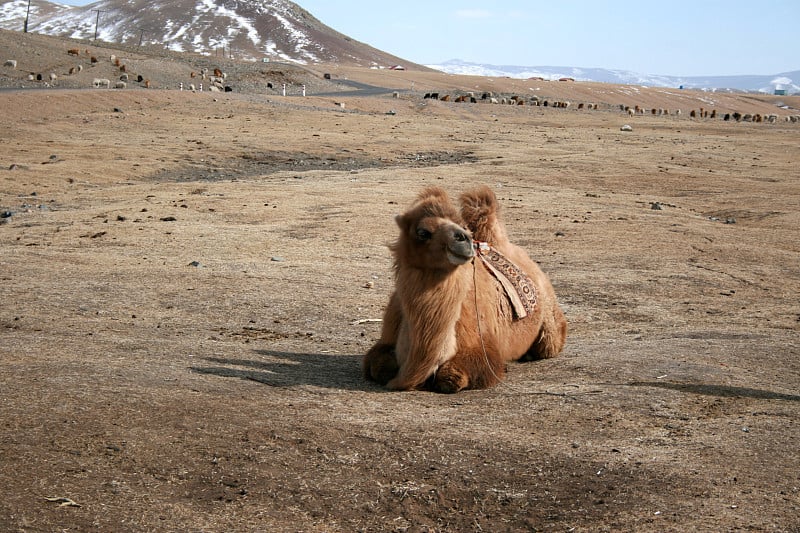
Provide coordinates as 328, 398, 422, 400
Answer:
55, 0, 798, 76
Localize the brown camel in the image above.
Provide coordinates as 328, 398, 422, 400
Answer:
363, 185, 567, 392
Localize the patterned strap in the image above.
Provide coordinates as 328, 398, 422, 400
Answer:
475, 242, 537, 319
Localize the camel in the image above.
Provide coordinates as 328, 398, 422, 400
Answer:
363, 185, 567, 392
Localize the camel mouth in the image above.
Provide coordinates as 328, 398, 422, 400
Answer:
447, 248, 475, 265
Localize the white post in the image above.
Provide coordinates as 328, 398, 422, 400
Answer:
282, 83, 286, 96
302, 85, 306, 97
179, 82, 183, 91
199, 83, 203, 91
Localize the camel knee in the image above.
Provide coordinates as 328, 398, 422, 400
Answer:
432, 363, 470, 393
363, 343, 398, 385
537, 309, 568, 358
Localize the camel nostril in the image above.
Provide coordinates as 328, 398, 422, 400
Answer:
454, 230, 470, 243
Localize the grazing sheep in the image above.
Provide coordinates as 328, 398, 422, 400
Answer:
49, 73, 57, 83
67, 48, 80, 56
114, 81, 126, 89
4, 59, 16, 68
92, 78, 110, 88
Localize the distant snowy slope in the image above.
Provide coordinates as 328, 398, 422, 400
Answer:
427, 59, 800, 93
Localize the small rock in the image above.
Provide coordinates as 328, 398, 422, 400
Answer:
725, 217, 736, 224
188, 260, 202, 267
270, 256, 285, 262
620, 124, 633, 132
1, 210, 12, 219
650, 202, 663, 210
160, 216, 177, 222
364, 281, 374, 289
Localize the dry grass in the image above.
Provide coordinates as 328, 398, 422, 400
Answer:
1, 34, 799, 531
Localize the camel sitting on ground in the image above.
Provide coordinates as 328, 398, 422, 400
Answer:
363, 185, 567, 392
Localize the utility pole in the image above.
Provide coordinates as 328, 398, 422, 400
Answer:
23, 0, 31, 33
91, 9, 105, 40
138, 29, 145, 48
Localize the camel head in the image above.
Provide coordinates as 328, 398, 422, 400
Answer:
391, 187, 475, 271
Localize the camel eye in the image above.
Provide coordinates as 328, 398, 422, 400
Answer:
416, 228, 432, 241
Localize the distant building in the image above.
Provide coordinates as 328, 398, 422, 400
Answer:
774, 89, 787, 95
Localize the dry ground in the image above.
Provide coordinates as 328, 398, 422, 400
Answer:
1, 54, 800, 532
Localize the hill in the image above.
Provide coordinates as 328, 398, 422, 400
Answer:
0, 0, 417, 67
1, 28, 799, 124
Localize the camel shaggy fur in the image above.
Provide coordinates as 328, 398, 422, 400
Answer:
363, 185, 567, 392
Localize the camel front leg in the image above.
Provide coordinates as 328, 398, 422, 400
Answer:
363, 291, 402, 384
432, 343, 506, 393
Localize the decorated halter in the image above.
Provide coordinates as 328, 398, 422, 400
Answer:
473, 241, 537, 319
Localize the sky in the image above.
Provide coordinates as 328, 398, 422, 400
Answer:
54, 0, 798, 76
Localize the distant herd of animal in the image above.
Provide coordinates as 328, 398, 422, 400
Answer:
422, 91, 800, 123
2, 49, 797, 123
2, 47, 230, 92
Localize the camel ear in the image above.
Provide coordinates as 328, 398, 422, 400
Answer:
394, 214, 406, 229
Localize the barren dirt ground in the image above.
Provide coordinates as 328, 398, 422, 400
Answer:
1, 79, 799, 532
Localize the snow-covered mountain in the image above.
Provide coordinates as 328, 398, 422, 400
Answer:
0, 0, 411, 66
427, 59, 800, 94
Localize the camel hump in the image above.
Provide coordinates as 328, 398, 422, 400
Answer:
459, 185, 500, 241
417, 186, 449, 203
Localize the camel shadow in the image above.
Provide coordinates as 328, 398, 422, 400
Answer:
630, 381, 800, 402
190, 349, 374, 391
